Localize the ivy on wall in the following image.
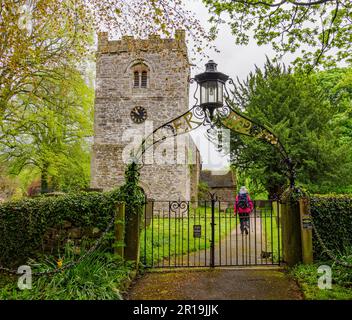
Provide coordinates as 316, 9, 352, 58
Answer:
310, 195, 352, 260
0, 190, 122, 267
119, 162, 145, 220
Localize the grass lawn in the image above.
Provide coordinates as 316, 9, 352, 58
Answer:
140, 205, 238, 266
140, 202, 284, 267
261, 201, 282, 263
290, 262, 352, 300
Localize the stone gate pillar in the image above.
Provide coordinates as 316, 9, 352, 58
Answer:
299, 199, 313, 264
124, 195, 145, 265
280, 192, 302, 266
124, 208, 142, 264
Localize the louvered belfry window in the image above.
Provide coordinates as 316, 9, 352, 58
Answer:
132, 63, 149, 88
141, 71, 148, 88
134, 71, 140, 87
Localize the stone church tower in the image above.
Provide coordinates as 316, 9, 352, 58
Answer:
91, 31, 200, 201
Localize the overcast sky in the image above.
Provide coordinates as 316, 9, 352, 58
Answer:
186, 0, 292, 171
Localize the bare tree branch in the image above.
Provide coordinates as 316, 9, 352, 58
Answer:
231, 0, 336, 7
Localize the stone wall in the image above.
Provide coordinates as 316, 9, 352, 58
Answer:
91, 31, 200, 201
199, 170, 237, 208
213, 187, 236, 203
208, 187, 237, 210
42, 221, 103, 254
190, 146, 201, 202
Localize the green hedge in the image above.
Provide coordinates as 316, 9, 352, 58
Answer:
0, 189, 122, 267
310, 194, 352, 260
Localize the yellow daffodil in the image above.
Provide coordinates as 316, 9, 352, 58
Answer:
57, 258, 63, 269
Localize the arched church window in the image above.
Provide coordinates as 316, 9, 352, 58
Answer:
132, 63, 149, 88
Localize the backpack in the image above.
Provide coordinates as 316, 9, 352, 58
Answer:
237, 193, 249, 209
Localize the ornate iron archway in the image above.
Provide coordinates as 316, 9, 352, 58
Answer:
130, 60, 296, 192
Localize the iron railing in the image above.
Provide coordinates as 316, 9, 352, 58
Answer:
141, 199, 282, 268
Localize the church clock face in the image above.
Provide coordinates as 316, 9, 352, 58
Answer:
130, 106, 147, 124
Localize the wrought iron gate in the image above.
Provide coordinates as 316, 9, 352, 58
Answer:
141, 198, 282, 268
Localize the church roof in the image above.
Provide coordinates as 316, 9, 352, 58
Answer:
200, 170, 235, 188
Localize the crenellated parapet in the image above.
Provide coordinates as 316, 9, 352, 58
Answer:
97, 30, 187, 55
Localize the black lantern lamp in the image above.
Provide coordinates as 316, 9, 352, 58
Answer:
194, 60, 229, 120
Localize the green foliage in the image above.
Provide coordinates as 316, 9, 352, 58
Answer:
228, 60, 352, 196
204, 0, 352, 69
0, 246, 133, 300
198, 181, 210, 201
291, 262, 352, 300
0, 164, 23, 200
119, 162, 145, 219
0, 68, 94, 194
0, 189, 122, 267
234, 169, 268, 200
0, 162, 145, 269
0, 1, 94, 119
314, 68, 352, 145
310, 195, 352, 261
54, 143, 92, 193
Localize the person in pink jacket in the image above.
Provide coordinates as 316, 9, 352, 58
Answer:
234, 186, 254, 235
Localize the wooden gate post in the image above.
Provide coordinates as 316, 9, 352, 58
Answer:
299, 199, 313, 264
280, 193, 302, 266
114, 202, 125, 258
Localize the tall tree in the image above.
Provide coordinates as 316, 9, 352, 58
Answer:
227, 60, 352, 196
314, 67, 352, 143
0, 0, 208, 120
0, 68, 93, 193
203, 0, 352, 69
0, 0, 93, 120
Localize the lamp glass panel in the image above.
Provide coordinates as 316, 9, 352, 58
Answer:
218, 82, 224, 104
208, 81, 217, 103
200, 83, 207, 104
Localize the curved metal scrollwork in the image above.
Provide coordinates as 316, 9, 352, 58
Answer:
189, 78, 199, 106
169, 200, 188, 216
132, 104, 205, 165
223, 78, 296, 187
219, 105, 296, 188
131, 77, 296, 189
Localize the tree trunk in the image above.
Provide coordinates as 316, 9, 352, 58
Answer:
41, 165, 49, 194
268, 184, 281, 200
51, 175, 59, 192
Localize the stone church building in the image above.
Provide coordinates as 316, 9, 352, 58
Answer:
90, 31, 201, 201
200, 170, 237, 208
